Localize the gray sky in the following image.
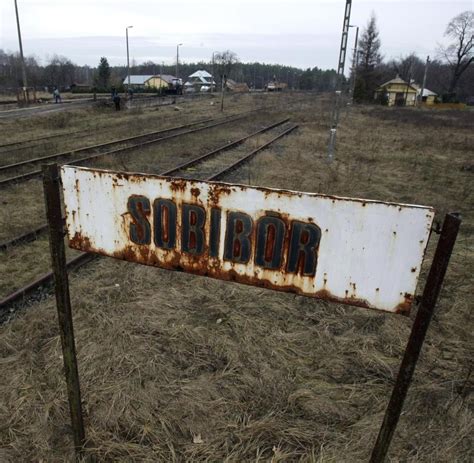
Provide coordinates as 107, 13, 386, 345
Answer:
1, 0, 472, 70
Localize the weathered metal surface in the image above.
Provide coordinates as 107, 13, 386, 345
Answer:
370, 213, 461, 461
43, 164, 86, 457
61, 165, 434, 314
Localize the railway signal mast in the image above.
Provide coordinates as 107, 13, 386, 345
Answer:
327, 0, 352, 162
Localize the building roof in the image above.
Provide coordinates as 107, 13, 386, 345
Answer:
418, 88, 438, 97
187, 70, 215, 84
123, 74, 180, 86
377, 75, 417, 91
158, 74, 178, 84
123, 75, 154, 85
189, 70, 212, 79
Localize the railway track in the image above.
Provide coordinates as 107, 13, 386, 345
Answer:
0, 94, 212, 153
0, 110, 260, 187
0, 119, 298, 319
0, 117, 289, 252
0, 92, 187, 121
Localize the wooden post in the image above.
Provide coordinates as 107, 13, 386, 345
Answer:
42, 164, 86, 459
370, 213, 461, 462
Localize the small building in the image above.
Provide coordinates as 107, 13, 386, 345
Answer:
417, 87, 438, 105
374, 75, 418, 106
225, 79, 250, 93
266, 81, 287, 92
123, 74, 181, 90
184, 70, 216, 92
70, 82, 93, 92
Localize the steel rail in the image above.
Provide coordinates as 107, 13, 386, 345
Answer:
0, 118, 289, 252
207, 124, 298, 181
68, 112, 254, 168
0, 94, 212, 151
0, 121, 298, 316
0, 111, 255, 187
0, 92, 273, 152
0, 116, 217, 173
0, 253, 95, 323
0, 127, 93, 151
161, 118, 289, 176
0, 224, 49, 252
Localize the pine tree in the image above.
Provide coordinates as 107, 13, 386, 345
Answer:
95, 57, 111, 90
354, 14, 382, 101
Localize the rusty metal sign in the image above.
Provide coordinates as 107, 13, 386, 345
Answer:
61, 165, 434, 314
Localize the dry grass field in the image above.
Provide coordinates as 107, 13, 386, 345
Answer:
0, 93, 472, 462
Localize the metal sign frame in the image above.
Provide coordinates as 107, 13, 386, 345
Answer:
42, 163, 461, 461
60, 165, 434, 315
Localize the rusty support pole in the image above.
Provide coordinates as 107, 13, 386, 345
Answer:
42, 163, 86, 459
370, 212, 461, 462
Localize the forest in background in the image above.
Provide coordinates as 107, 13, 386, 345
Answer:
0, 10, 472, 101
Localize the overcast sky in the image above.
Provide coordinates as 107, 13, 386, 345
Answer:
1, 0, 472, 70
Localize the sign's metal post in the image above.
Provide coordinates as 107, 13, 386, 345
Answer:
370, 212, 461, 462
42, 163, 86, 459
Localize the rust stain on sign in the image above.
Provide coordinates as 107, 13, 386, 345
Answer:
61, 165, 435, 314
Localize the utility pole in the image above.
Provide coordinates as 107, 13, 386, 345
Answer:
348, 24, 359, 105
14, 0, 28, 96
220, 74, 225, 112
126, 26, 133, 88
212, 52, 216, 93
404, 60, 413, 106
419, 55, 430, 107
176, 43, 183, 79
327, 0, 352, 162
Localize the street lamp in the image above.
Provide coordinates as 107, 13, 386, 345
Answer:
126, 26, 133, 88
176, 43, 183, 80
348, 24, 359, 104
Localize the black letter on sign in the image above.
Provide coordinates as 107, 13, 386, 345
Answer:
209, 207, 221, 258
182, 203, 206, 255
128, 195, 151, 245
255, 215, 286, 269
224, 212, 253, 263
287, 221, 321, 276
153, 199, 177, 249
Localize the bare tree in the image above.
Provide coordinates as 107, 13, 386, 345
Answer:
213, 50, 239, 111
438, 10, 473, 95
390, 53, 424, 83
44, 55, 75, 89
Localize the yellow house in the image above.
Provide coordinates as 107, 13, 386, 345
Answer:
375, 75, 418, 106
123, 74, 179, 90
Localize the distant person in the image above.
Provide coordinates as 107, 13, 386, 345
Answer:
113, 93, 121, 111
53, 87, 61, 103
111, 87, 117, 100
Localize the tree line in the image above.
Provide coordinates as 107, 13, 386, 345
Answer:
1, 10, 471, 100
0, 49, 338, 93
353, 10, 473, 102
